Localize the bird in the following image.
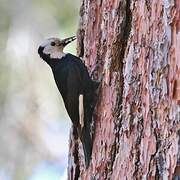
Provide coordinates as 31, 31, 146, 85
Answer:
38, 36, 97, 167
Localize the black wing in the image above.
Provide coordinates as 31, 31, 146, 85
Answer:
64, 63, 82, 127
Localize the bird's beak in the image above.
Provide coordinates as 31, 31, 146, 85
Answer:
61, 36, 76, 47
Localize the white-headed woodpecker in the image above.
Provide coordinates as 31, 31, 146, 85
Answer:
38, 36, 96, 167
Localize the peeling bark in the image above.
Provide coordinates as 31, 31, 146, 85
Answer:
68, 0, 180, 179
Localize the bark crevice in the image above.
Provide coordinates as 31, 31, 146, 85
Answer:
110, 0, 132, 72
104, 0, 132, 178
133, 116, 144, 178
173, 130, 180, 179
68, 128, 80, 180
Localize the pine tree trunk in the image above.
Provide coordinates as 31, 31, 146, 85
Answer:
68, 0, 180, 179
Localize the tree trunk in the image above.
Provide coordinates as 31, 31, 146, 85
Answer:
68, 0, 180, 179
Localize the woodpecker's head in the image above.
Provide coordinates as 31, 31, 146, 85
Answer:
38, 36, 76, 60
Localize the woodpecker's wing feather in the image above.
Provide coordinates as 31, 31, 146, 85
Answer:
65, 63, 82, 126
79, 94, 84, 127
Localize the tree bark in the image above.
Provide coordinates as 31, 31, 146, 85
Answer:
68, 0, 180, 179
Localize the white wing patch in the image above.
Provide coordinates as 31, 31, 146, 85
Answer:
79, 94, 84, 128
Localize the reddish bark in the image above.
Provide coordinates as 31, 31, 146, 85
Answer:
68, 0, 180, 179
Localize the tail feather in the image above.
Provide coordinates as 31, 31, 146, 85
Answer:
80, 125, 92, 168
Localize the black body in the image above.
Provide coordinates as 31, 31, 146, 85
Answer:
38, 47, 94, 167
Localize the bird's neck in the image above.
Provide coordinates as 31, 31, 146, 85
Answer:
50, 51, 66, 59
38, 46, 67, 68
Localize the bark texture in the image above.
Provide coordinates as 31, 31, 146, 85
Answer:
68, 0, 180, 179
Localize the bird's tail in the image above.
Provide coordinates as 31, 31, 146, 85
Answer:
80, 123, 92, 168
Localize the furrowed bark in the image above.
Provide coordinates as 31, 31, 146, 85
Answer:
68, 0, 180, 179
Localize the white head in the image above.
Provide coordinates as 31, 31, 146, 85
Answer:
38, 36, 76, 59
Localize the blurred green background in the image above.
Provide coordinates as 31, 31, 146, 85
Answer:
0, 0, 80, 179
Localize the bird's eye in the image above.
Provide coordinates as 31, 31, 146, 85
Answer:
51, 42, 56, 46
